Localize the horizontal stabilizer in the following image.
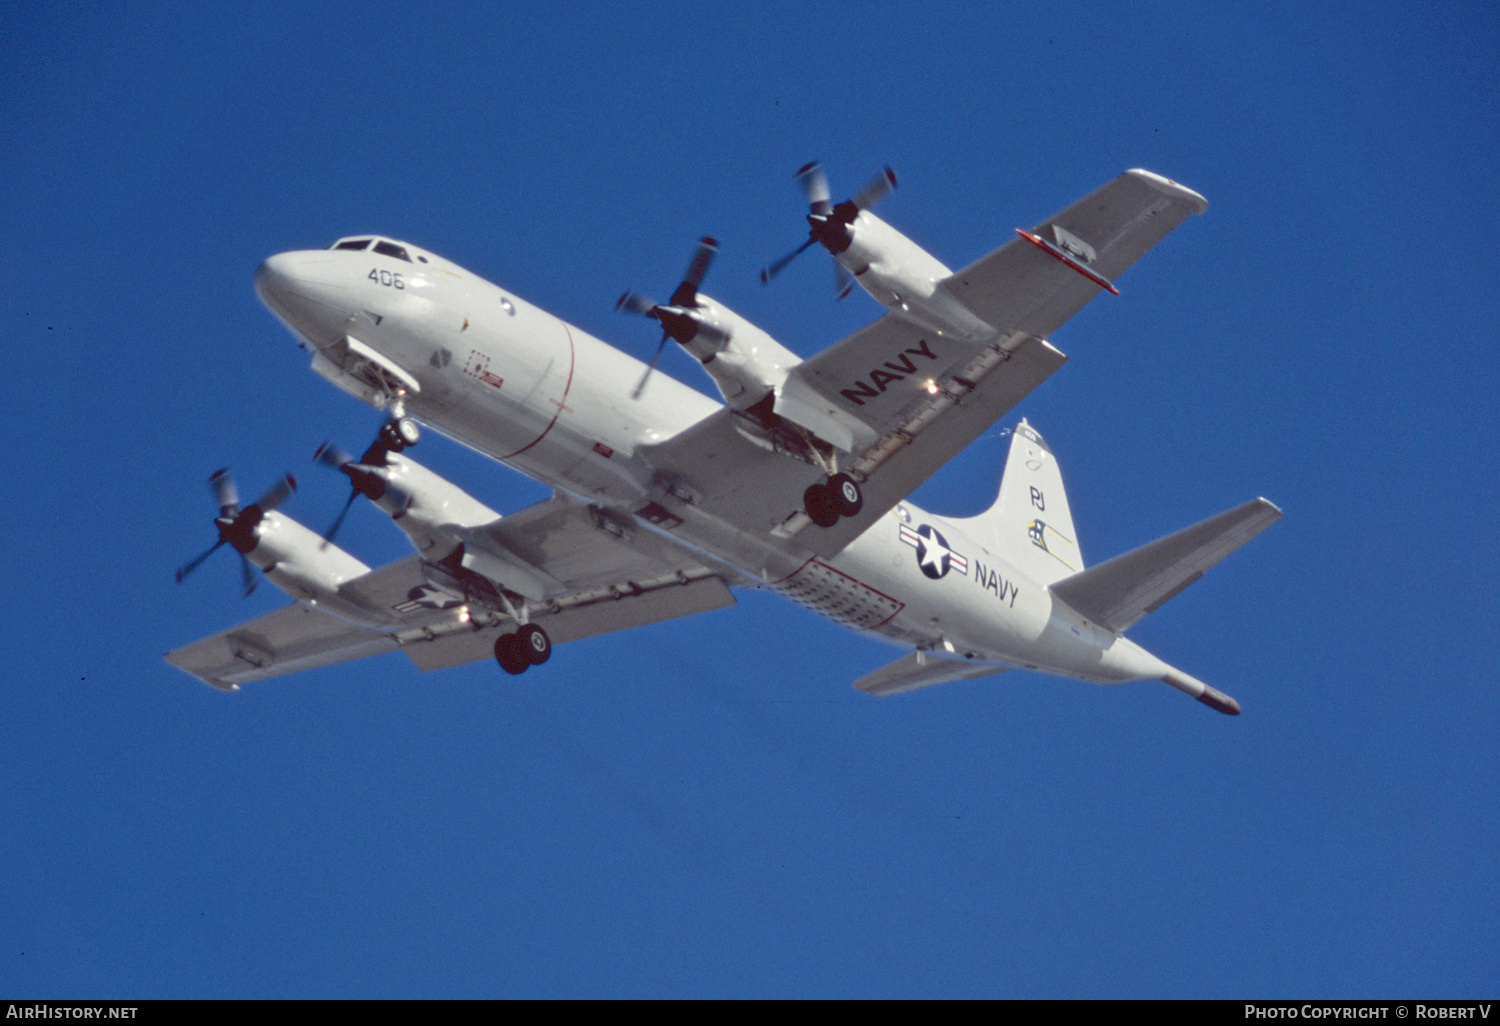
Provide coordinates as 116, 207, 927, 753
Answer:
852, 650, 1008, 697
1050, 497, 1282, 633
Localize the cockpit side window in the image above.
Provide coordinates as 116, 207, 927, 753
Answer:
373, 241, 412, 263
333, 238, 372, 251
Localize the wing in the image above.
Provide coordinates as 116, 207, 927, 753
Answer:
166, 494, 736, 689
643, 170, 1204, 558
941, 169, 1208, 341
166, 598, 404, 691
643, 329, 1066, 554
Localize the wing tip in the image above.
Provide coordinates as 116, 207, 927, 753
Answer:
1125, 168, 1209, 214
164, 648, 243, 691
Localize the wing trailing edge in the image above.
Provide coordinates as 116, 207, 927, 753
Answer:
1049, 497, 1282, 634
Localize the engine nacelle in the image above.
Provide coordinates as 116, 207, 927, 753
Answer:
339, 452, 501, 561
242, 511, 389, 625
837, 211, 998, 344
660, 292, 803, 410
335, 452, 554, 602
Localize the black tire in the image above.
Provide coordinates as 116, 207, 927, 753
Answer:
394, 417, 421, 447
829, 473, 863, 517
804, 482, 839, 528
494, 632, 530, 675
518, 623, 551, 665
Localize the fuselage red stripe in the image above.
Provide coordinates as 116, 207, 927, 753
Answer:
497, 321, 577, 459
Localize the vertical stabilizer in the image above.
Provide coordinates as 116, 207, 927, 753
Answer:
951, 420, 1082, 586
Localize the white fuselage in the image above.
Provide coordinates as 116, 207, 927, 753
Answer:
254, 242, 1170, 688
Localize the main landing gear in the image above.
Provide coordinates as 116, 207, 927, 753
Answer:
494, 623, 552, 676
803, 473, 863, 528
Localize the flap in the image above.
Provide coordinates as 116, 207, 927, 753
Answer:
468, 493, 718, 594
165, 603, 400, 690
403, 574, 735, 672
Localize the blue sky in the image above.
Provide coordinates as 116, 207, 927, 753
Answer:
3, 0, 1497, 998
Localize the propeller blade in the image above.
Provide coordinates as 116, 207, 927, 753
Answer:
253, 473, 296, 512
175, 539, 226, 583
314, 441, 354, 469
668, 236, 718, 307
834, 261, 855, 302
760, 238, 817, 285
210, 468, 239, 515
622, 235, 720, 382
850, 165, 897, 211
240, 553, 257, 597
631, 332, 672, 401
321, 488, 360, 547
796, 161, 832, 215
616, 290, 658, 317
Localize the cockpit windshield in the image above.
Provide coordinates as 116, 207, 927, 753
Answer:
329, 236, 429, 264
372, 241, 411, 262
329, 236, 416, 262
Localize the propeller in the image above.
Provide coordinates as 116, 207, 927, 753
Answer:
312, 443, 363, 546
760, 161, 897, 298
175, 469, 296, 596
312, 424, 405, 546
615, 236, 720, 399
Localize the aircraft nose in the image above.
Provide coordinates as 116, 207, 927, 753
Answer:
254, 250, 349, 347
254, 251, 299, 307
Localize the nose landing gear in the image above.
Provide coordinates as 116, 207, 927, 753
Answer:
376, 391, 421, 453
379, 415, 421, 453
